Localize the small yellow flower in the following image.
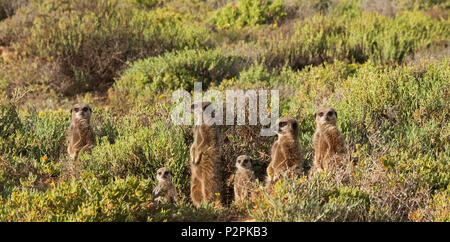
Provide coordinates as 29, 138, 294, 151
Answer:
41, 156, 47, 161
38, 111, 43, 117
273, 22, 277, 27
47, 169, 52, 174
13, 156, 16, 159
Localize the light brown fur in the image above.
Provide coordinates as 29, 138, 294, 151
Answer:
153, 167, 179, 204
67, 103, 95, 162
266, 117, 303, 189
234, 155, 256, 204
0, 46, 11, 58
189, 101, 222, 208
313, 107, 345, 172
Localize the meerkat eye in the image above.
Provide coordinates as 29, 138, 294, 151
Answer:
327, 111, 334, 116
292, 122, 298, 129
319, 112, 324, 117
74, 108, 79, 112
279, 122, 287, 127
164, 171, 169, 176
82, 107, 89, 112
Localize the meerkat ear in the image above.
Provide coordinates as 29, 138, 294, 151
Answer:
335, 111, 338, 118
191, 103, 197, 110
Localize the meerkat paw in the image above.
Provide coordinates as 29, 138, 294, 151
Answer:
194, 151, 203, 164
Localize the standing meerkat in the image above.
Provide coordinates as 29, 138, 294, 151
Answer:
67, 103, 96, 161
313, 107, 345, 172
234, 155, 256, 204
153, 167, 179, 204
189, 101, 222, 208
266, 117, 304, 188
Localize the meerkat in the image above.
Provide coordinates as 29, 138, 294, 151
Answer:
189, 101, 222, 208
234, 155, 256, 204
67, 103, 96, 161
0, 46, 12, 59
313, 107, 345, 172
266, 117, 303, 188
153, 167, 179, 204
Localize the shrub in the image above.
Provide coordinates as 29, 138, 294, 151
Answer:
211, 0, 286, 29
0, 174, 153, 221
0, 0, 211, 95
0, 0, 29, 21
263, 9, 449, 69
81, 118, 191, 193
248, 173, 371, 221
12, 109, 70, 161
109, 48, 248, 109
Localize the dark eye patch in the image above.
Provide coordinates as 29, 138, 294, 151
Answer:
292, 122, 298, 129
327, 111, 334, 116
164, 171, 169, 176
74, 108, 79, 112
279, 122, 287, 127
319, 112, 324, 117
82, 107, 89, 112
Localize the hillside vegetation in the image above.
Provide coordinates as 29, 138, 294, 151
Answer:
0, 0, 449, 221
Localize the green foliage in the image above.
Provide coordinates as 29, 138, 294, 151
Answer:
0, 0, 448, 222
0, 174, 153, 221
265, 8, 449, 68
110, 48, 247, 109
211, 0, 286, 29
249, 174, 371, 221
0, 0, 210, 94
81, 118, 190, 193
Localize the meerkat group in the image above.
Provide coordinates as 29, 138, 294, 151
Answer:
64, 103, 344, 206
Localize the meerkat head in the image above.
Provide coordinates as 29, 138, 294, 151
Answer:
71, 103, 92, 123
315, 107, 337, 126
236, 155, 252, 170
156, 167, 173, 182
191, 101, 214, 124
275, 117, 299, 137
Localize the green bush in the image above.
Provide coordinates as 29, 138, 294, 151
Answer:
110, 48, 247, 109
263, 9, 449, 68
0, 174, 153, 221
0, 0, 211, 95
211, 0, 286, 29
248, 174, 371, 221
81, 118, 190, 192
0, 0, 28, 21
